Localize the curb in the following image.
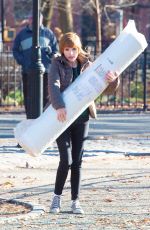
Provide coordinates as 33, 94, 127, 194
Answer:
0, 199, 45, 224
87, 133, 150, 140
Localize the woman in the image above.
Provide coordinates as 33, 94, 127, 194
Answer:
48, 32, 119, 214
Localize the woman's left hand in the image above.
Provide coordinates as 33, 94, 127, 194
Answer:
105, 71, 119, 83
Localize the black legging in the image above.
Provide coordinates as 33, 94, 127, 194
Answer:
54, 120, 89, 200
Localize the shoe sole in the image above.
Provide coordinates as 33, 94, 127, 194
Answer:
72, 209, 84, 214
50, 208, 60, 214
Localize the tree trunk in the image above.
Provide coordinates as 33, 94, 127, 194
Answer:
57, 0, 73, 33
41, 0, 55, 28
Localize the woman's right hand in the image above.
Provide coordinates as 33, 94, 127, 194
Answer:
56, 108, 67, 122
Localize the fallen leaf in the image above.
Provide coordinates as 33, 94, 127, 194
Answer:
104, 198, 113, 202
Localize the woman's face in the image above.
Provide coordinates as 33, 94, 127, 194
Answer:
63, 47, 79, 63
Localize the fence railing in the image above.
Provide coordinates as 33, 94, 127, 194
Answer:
0, 50, 23, 108
96, 48, 150, 111
0, 48, 150, 111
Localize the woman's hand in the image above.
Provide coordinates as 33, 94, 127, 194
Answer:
56, 108, 67, 122
105, 71, 119, 83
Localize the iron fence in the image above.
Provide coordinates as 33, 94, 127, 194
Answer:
0, 49, 23, 108
97, 48, 150, 111
0, 47, 150, 111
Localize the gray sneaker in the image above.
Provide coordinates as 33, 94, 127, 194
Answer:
71, 200, 84, 214
50, 195, 61, 214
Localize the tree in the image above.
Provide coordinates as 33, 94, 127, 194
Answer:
41, 0, 73, 32
93, 0, 102, 55
57, 0, 73, 33
41, 0, 55, 28
82, 0, 102, 55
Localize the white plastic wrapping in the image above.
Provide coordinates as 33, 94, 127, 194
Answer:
14, 20, 148, 156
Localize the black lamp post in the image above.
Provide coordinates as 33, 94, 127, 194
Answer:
1, 0, 4, 44
28, 0, 44, 119
143, 49, 147, 111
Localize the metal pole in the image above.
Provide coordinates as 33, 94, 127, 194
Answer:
143, 49, 147, 111
1, 0, 4, 44
95, 0, 102, 55
28, 0, 44, 119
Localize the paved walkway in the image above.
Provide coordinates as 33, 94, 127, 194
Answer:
0, 112, 150, 229
0, 112, 150, 138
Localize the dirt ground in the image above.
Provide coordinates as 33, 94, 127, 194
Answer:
0, 138, 150, 229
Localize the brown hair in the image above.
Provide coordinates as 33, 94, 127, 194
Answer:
59, 32, 89, 61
